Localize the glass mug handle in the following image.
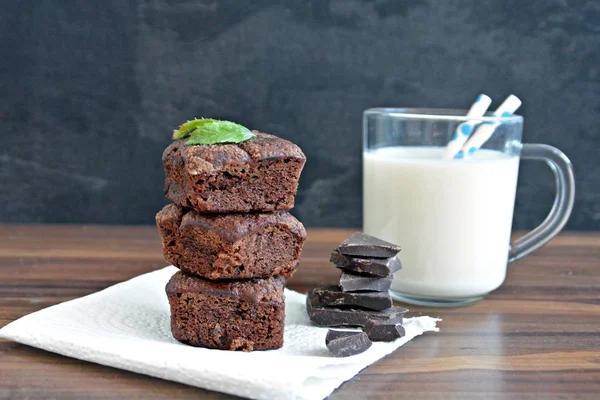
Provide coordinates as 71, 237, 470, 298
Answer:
508, 144, 575, 263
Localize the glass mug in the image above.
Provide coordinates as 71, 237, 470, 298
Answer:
363, 108, 575, 307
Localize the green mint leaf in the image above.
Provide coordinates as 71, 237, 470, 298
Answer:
184, 120, 256, 145
172, 118, 216, 139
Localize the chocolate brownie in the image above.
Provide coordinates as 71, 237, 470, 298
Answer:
156, 204, 306, 280
162, 131, 306, 213
166, 271, 285, 351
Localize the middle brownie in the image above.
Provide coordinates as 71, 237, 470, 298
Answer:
156, 203, 306, 280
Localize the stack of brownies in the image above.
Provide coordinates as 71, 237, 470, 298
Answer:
307, 232, 408, 342
156, 131, 307, 351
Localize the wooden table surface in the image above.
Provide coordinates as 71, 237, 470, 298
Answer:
1, 225, 599, 399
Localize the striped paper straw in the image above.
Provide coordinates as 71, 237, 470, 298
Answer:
457, 94, 522, 160
443, 94, 492, 159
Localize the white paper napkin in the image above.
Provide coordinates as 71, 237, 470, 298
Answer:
0, 266, 439, 400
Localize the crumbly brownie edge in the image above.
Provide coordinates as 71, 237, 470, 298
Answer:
162, 133, 306, 213
157, 206, 306, 280
166, 272, 285, 351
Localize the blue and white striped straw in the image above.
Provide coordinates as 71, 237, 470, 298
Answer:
443, 94, 492, 159
457, 94, 522, 160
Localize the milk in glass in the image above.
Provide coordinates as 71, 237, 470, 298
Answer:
363, 146, 520, 298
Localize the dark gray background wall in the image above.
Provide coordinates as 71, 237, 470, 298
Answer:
1, 0, 599, 229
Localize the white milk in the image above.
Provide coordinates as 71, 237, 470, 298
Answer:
363, 146, 520, 299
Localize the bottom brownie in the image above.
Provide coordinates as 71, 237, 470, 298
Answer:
166, 271, 285, 351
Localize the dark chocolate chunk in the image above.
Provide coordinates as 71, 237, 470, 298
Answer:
331, 249, 401, 277
339, 272, 393, 292
306, 292, 408, 327
310, 285, 392, 311
363, 320, 406, 342
338, 232, 401, 258
326, 330, 372, 357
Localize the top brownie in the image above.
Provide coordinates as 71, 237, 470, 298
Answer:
163, 131, 306, 213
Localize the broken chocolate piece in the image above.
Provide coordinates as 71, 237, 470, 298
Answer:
306, 293, 408, 327
338, 232, 401, 258
339, 271, 393, 292
331, 249, 401, 277
310, 285, 392, 311
363, 319, 406, 342
326, 330, 372, 357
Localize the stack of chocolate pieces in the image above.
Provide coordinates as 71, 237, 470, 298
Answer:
156, 131, 307, 351
306, 232, 408, 357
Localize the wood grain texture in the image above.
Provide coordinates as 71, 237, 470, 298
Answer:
1, 225, 599, 399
